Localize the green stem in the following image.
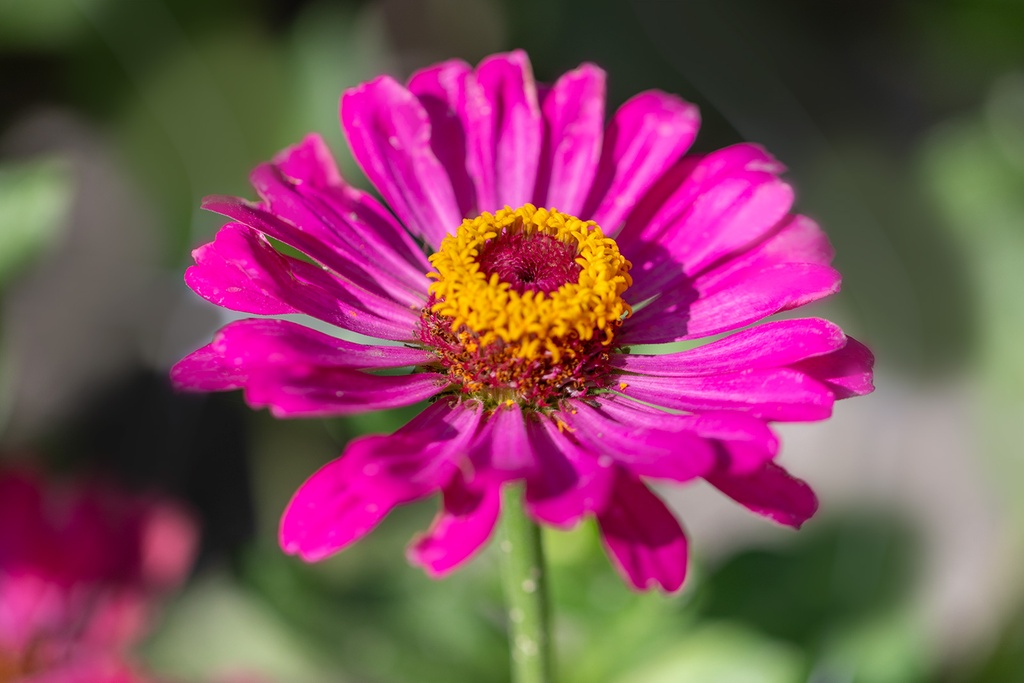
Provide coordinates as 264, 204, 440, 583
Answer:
498, 484, 552, 683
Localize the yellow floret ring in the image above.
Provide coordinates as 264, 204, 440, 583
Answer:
426, 205, 632, 361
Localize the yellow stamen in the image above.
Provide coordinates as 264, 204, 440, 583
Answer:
427, 205, 632, 362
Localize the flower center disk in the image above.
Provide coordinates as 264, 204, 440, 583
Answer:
422, 205, 632, 409
476, 231, 581, 294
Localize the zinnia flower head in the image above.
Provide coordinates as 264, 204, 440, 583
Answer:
172, 50, 874, 591
0, 468, 196, 681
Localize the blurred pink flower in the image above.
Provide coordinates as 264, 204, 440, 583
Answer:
0, 468, 197, 681
173, 50, 873, 591
9, 656, 153, 683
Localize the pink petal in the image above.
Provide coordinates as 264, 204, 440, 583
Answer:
323, 181, 434, 273
619, 145, 794, 302
0, 574, 58, 649
408, 60, 481, 217
562, 402, 716, 482
533, 63, 606, 215
625, 145, 786, 241
582, 395, 676, 427
282, 452, 399, 561
170, 344, 247, 393
78, 589, 150, 652
22, 657, 151, 683
618, 144, 781, 242
623, 262, 842, 344
695, 213, 835, 291
0, 474, 198, 654
523, 418, 614, 528
406, 474, 501, 577
582, 90, 700, 234
0, 470, 45, 560
475, 50, 543, 210
409, 59, 497, 215
596, 470, 688, 592
671, 413, 778, 476
617, 367, 835, 422
622, 211, 838, 345
137, 501, 198, 590
185, 224, 420, 341
186, 224, 296, 317
791, 336, 875, 399
664, 171, 792, 276
595, 399, 779, 476
370, 401, 483, 487
269, 131, 343, 187
214, 317, 430, 369
706, 461, 818, 528
171, 318, 434, 392
245, 367, 447, 418
613, 318, 847, 376
341, 75, 462, 248
57, 492, 127, 583
204, 191, 423, 308
465, 403, 534, 484
272, 135, 432, 277
280, 401, 481, 561
242, 168, 427, 305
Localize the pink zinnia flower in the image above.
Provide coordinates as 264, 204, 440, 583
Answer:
172, 51, 873, 591
0, 468, 196, 681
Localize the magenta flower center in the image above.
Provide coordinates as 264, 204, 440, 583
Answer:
476, 231, 581, 294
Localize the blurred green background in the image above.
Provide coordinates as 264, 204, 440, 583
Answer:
2, 0, 1023, 681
